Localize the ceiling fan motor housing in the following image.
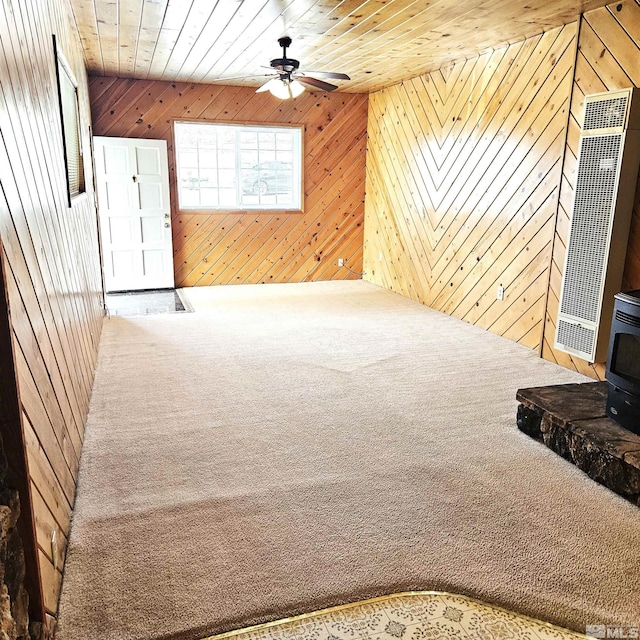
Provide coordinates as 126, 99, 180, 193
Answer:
256, 36, 346, 94
271, 36, 299, 74
270, 57, 300, 73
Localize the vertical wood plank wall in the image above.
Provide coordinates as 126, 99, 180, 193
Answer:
89, 80, 368, 287
363, 24, 578, 353
0, 0, 103, 622
542, 0, 640, 379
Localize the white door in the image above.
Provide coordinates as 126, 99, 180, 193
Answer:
94, 136, 174, 292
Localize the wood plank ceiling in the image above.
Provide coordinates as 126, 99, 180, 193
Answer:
69, 0, 613, 92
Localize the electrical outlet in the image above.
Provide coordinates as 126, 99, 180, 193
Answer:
338, 258, 344, 267
51, 530, 58, 569
497, 285, 504, 301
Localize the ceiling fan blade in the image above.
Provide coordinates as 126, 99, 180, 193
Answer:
299, 71, 350, 80
297, 76, 338, 92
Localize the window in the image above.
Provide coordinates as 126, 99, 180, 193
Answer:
54, 35, 85, 205
174, 122, 302, 211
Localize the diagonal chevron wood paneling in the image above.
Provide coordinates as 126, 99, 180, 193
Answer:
89, 79, 368, 287
363, 24, 578, 353
541, 0, 640, 379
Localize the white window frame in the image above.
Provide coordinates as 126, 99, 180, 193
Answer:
174, 121, 303, 212
53, 35, 85, 207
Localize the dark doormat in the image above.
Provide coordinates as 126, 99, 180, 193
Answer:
104, 288, 193, 317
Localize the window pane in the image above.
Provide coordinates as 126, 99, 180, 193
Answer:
240, 131, 258, 148
240, 150, 259, 168
219, 130, 235, 148
258, 150, 276, 164
179, 151, 198, 168
198, 129, 217, 148
277, 150, 293, 164
57, 55, 85, 201
276, 132, 293, 150
199, 150, 217, 168
174, 122, 301, 210
198, 168, 217, 185
218, 169, 235, 188
219, 189, 236, 206
177, 126, 198, 146
218, 149, 235, 169
180, 189, 200, 206
200, 189, 219, 206
180, 169, 200, 190
259, 132, 276, 148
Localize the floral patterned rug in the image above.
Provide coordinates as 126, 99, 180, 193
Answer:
204, 592, 587, 640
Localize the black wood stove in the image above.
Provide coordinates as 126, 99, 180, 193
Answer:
606, 290, 640, 434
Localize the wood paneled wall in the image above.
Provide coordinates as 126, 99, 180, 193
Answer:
0, 0, 103, 625
89, 79, 368, 287
363, 25, 578, 352
542, 0, 640, 379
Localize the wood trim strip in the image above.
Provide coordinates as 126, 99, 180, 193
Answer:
541, 14, 582, 356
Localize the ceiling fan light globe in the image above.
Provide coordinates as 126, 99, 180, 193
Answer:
256, 80, 274, 93
289, 80, 305, 97
261, 78, 291, 99
270, 80, 292, 100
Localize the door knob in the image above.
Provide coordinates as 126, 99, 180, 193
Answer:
164, 214, 170, 228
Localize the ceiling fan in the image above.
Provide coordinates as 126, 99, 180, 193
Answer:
215, 37, 350, 99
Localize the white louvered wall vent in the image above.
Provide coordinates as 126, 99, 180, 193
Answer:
555, 88, 640, 363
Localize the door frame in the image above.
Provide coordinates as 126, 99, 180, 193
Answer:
94, 136, 174, 293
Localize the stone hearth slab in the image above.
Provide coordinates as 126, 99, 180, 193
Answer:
517, 381, 640, 506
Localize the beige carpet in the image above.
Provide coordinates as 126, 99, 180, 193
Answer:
56, 281, 640, 640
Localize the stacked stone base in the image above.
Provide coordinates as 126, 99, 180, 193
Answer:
0, 491, 29, 640
517, 382, 640, 506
